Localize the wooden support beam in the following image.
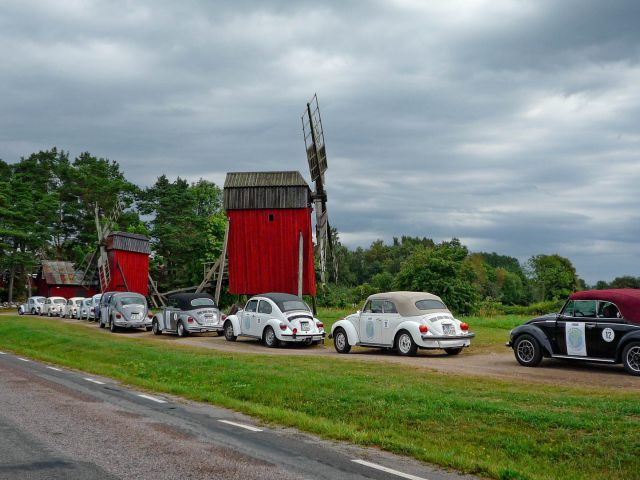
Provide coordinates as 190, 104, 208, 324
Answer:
215, 220, 230, 305
298, 231, 303, 298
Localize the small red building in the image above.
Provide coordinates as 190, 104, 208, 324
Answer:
35, 260, 97, 298
103, 232, 150, 296
224, 171, 316, 296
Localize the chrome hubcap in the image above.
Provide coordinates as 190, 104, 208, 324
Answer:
266, 329, 275, 344
178, 324, 184, 335
336, 333, 346, 350
399, 334, 411, 353
627, 346, 640, 372
517, 339, 535, 362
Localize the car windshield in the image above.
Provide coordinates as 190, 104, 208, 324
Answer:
279, 300, 310, 312
53, 299, 66, 304
191, 298, 216, 307
415, 299, 447, 310
75, 300, 82, 305
34, 297, 45, 302
119, 296, 145, 306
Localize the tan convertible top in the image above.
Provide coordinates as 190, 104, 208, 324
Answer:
366, 291, 451, 317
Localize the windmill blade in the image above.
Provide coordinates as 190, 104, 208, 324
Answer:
79, 247, 99, 286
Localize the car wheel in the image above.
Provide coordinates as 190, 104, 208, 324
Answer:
333, 328, 351, 354
396, 331, 418, 356
622, 341, 640, 376
18, 309, 24, 315
110, 318, 117, 333
31, 308, 36, 315
216, 330, 225, 336
514, 334, 543, 367
177, 321, 188, 337
444, 347, 463, 355
263, 326, 279, 348
98, 319, 105, 328
223, 321, 236, 342
152, 319, 162, 335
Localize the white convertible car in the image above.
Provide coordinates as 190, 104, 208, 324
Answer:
223, 293, 325, 347
330, 291, 475, 356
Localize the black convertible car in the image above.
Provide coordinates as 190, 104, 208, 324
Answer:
508, 289, 640, 376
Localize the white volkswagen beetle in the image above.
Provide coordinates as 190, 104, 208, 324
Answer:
330, 291, 475, 356
42, 297, 67, 317
223, 293, 325, 347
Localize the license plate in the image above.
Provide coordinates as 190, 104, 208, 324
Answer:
131, 314, 141, 320
442, 324, 455, 335
300, 322, 310, 332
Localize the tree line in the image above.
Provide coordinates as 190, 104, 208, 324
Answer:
1, 148, 635, 312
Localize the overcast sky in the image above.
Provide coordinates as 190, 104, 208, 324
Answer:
1, 0, 639, 283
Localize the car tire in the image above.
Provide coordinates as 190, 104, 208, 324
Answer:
98, 319, 104, 328
145, 326, 152, 332
396, 330, 418, 356
216, 330, 225, 337
152, 319, 162, 335
333, 328, 351, 354
444, 347, 463, 355
224, 321, 236, 342
18, 309, 24, 315
622, 341, 640, 376
31, 308, 36, 315
110, 318, 117, 333
513, 334, 543, 367
177, 321, 188, 337
263, 326, 279, 348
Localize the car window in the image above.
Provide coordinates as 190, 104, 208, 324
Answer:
362, 301, 371, 313
258, 300, 272, 314
109, 296, 117, 306
280, 300, 310, 312
46, 299, 51, 304
67, 300, 73, 305
574, 300, 597, 318
598, 301, 620, 318
383, 301, 398, 314
415, 299, 447, 310
54, 299, 65, 304
370, 300, 384, 314
191, 298, 216, 307
245, 299, 258, 312
561, 300, 574, 316
120, 296, 144, 306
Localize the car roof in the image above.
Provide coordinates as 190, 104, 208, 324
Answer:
168, 293, 217, 310
366, 291, 450, 317
255, 292, 303, 303
113, 292, 145, 298
570, 289, 640, 323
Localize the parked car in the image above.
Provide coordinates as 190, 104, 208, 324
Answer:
223, 293, 325, 347
42, 297, 67, 317
152, 293, 223, 337
508, 289, 640, 376
77, 298, 92, 320
330, 291, 475, 356
18, 296, 46, 315
83, 293, 102, 321
97, 292, 118, 327
63, 297, 84, 318
105, 292, 152, 333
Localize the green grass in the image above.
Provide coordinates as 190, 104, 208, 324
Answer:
0, 315, 638, 480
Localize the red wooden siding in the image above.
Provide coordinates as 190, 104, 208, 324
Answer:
107, 250, 149, 296
35, 283, 97, 298
227, 208, 316, 296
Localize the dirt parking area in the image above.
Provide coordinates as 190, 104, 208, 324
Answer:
7, 312, 640, 391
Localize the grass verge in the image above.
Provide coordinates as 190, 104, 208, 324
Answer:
0, 315, 638, 480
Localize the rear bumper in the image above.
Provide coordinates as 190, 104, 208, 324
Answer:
279, 332, 326, 343
113, 321, 152, 328
187, 325, 223, 333
420, 333, 475, 341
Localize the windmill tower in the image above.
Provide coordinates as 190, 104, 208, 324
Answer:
302, 94, 338, 285
79, 200, 150, 295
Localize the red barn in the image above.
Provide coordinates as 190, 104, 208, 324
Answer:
224, 171, 316, 296
103, 232, 150, 296
35, 260, 97, 298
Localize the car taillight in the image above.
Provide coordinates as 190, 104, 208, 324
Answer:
292, 328, 297, 334
460, 322, 469, 331
419, 324, 428, 333
115, 313, 122, 319
316, 321, 324, 329
279, 323, 287, 331
221, 314, 227, 321
147, 313, 153, 319
187, 317, 194, 323
90, 308, 94, 312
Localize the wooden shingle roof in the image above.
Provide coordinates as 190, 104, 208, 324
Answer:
223, 171, 311, 210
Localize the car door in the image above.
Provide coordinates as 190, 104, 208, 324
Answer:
256, 300, 273, 337
166, 298, 180, 331
242, 299, 259, 336
591, 300, 629, 359
556, 299, 598, 357
359, 299, 384, 344
380, 300, 400, 345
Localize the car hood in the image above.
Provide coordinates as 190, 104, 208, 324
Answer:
526, 313, 558, 324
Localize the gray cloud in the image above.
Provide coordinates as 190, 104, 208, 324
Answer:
1, 0, 639, 283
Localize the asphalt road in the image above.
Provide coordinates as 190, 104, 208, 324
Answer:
0, 352, 476, 480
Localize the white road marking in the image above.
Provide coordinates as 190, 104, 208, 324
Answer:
46, 366, 62, 371
84, 377, 105, 385
352, 460, 430, 480
17, 357, 30, 362
137, 394, 167, 404
218, 420, 263, 432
